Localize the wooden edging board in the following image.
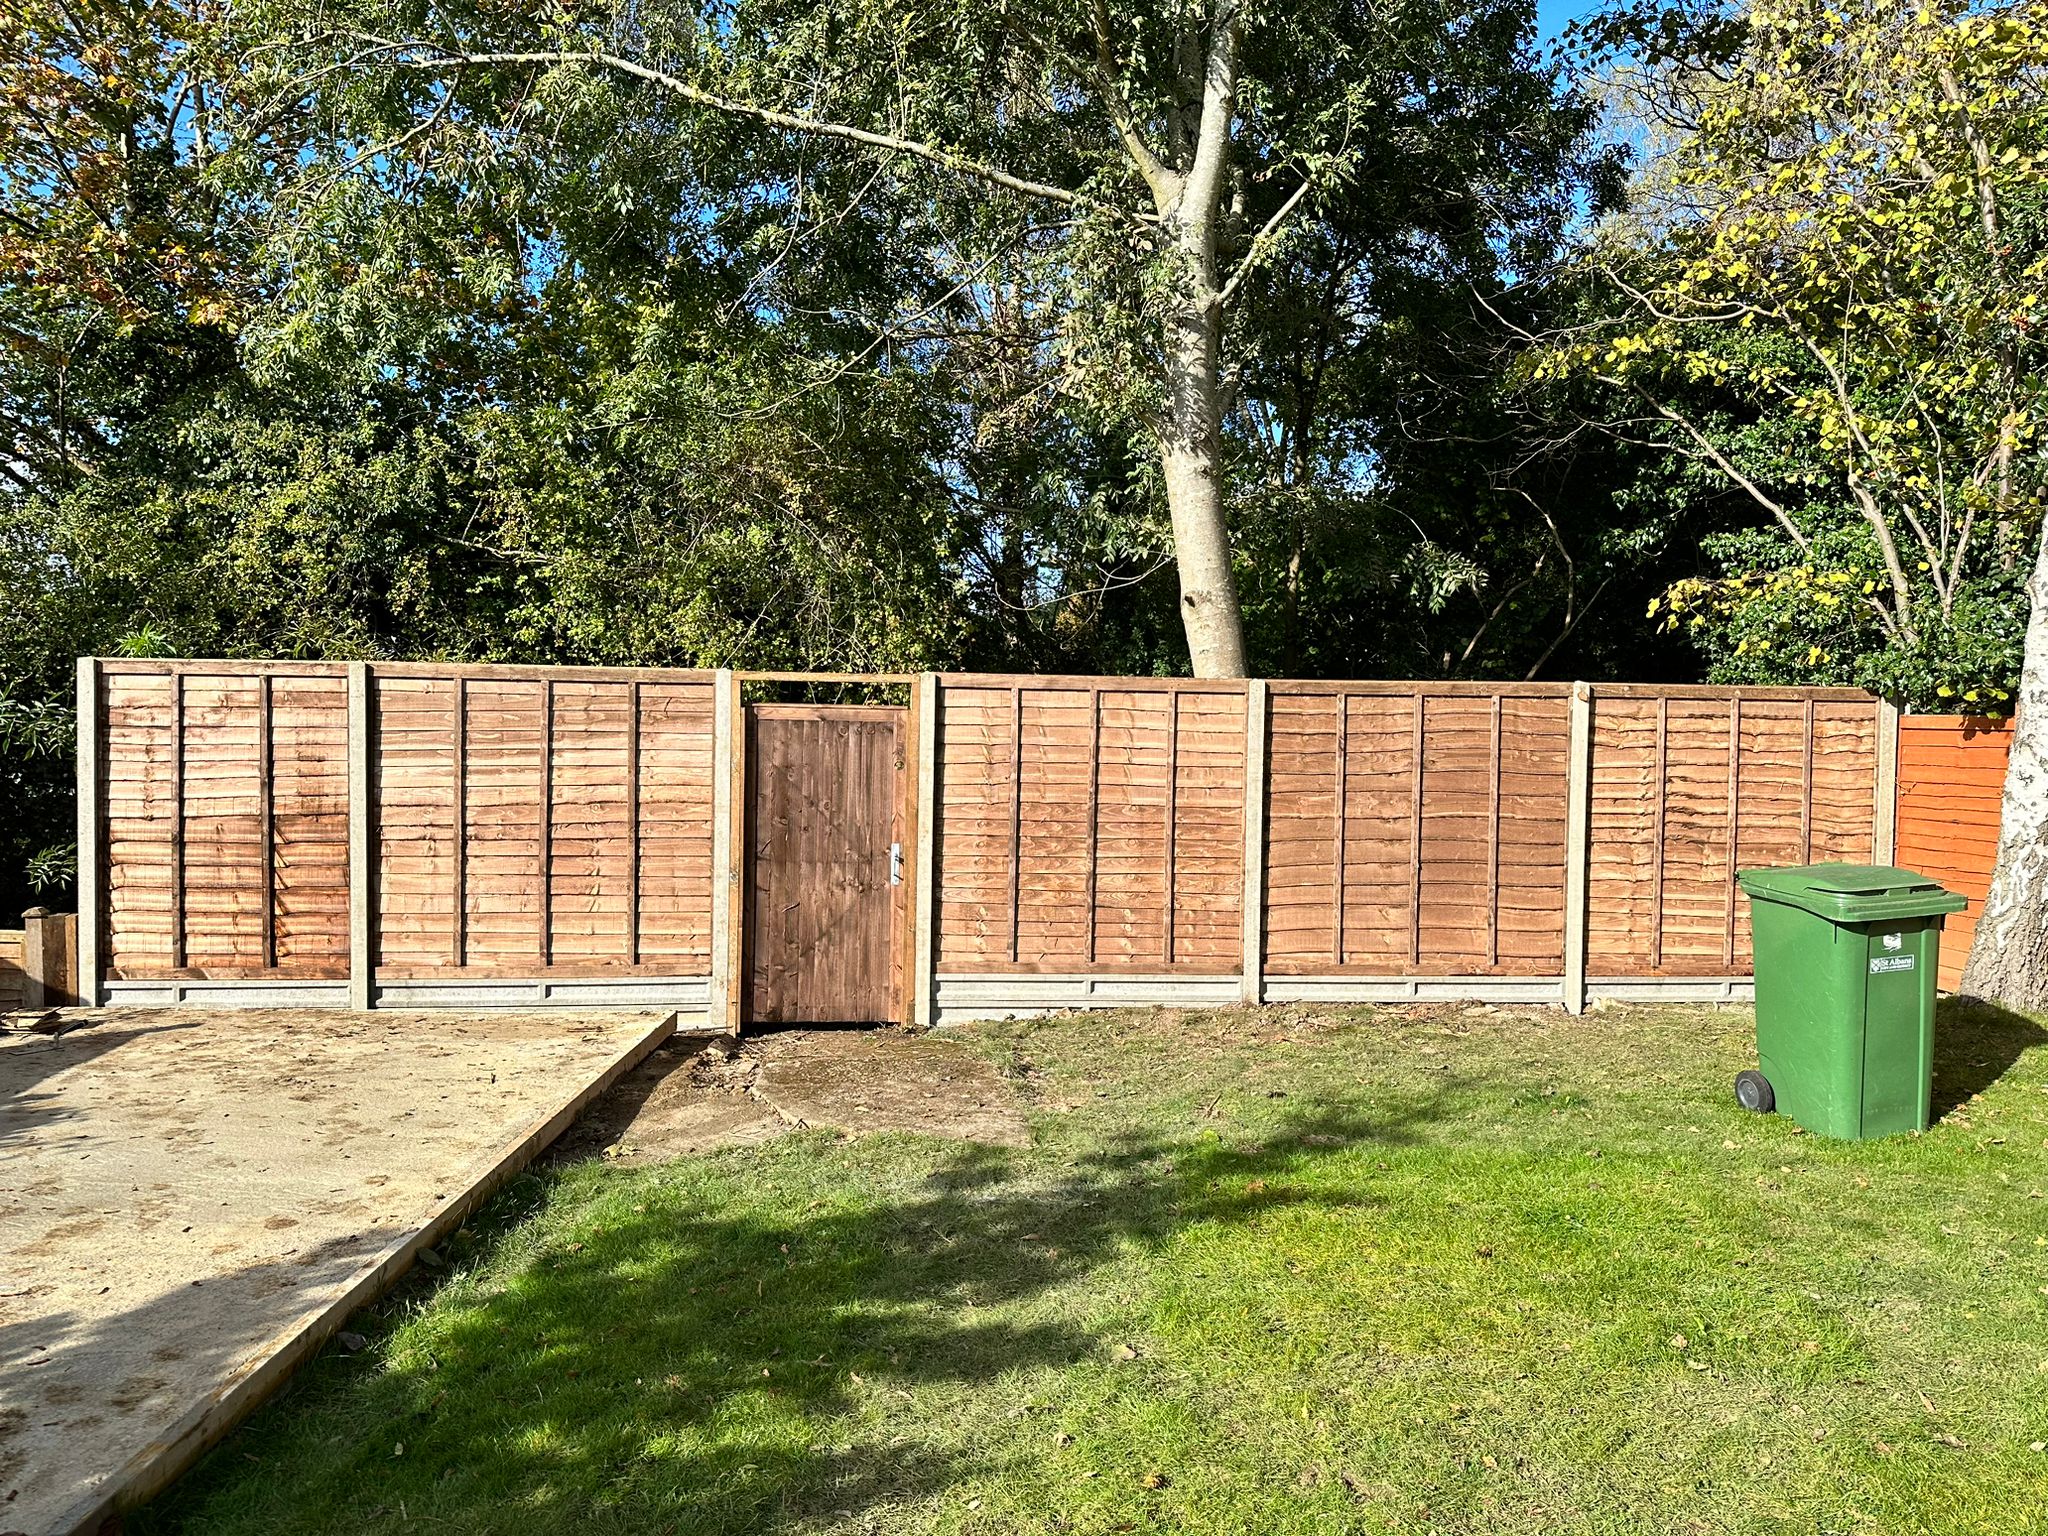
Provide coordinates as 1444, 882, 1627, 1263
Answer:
50, 1010, 684, 1536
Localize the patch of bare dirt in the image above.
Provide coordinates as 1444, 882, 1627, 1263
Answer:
558, 1028, 1031, 1163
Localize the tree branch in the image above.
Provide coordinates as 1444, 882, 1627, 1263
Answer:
1179, 4, 1242, 225
345, 36, 1146, 219
1216, 173, 1313, 310
1605, 377, 1811, 554
1087, 0, 1175, 203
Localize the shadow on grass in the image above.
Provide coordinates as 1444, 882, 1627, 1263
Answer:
129, 1091, 1452, 1534
1932, 996, 2048, 1121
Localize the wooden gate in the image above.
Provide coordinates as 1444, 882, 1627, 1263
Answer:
743, 704, 907, 1023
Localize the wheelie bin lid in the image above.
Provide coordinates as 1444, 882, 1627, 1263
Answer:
1735, 863, 1967, 923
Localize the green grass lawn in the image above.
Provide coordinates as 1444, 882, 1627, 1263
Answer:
137, 1000, 2048, 1535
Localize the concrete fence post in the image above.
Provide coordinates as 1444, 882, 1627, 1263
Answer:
1562, 682, 1593, 1016
74, 657, 102, 1008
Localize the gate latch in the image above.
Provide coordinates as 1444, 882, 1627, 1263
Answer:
889, 842, 904, 885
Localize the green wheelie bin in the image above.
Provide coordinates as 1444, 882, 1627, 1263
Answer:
1734, 864, 1967, 1140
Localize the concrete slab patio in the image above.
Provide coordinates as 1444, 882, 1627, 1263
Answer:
0, 1006, 680, 1536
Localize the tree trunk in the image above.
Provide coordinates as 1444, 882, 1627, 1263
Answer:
1145, 2, 1249, 681
1958, 513, 2048, 1006
1158, 291, 1248, 678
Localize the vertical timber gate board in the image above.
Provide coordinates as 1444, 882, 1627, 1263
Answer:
84, 663, 1900, 1014
743, 704, 906, 1024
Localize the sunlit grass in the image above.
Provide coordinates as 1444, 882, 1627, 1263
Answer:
137, 999, 2048, 1535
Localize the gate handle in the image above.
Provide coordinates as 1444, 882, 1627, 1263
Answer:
889, 842, 904, 886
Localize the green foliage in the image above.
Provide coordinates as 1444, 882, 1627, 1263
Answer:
1655, 530, 2025, 712
0, 0, 1652, 900
1542, 0, 2048, 707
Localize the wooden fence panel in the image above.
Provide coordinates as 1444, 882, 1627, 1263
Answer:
933, 682, 1014, 966
372, 671, 717, 978
933, 678, 1247, 974
1497, 697, 1573, 968
1586, 691, 1880, 976
0, 931, 22, 1010
1169, 689, 1248, 966
103, 670, 177, 977
1264, 686, 1570, 977
271, 676, 350, 973
100, 664, 353, 981
1093, 690, 1173, 966
1013, 686, 1093, 962
94, 663, 717, 990
1896, 715, 2010, 989
635, 681, 718, 970
373, 674, 461, 972
179, 674, 265, 972
0, 914, 81, 1009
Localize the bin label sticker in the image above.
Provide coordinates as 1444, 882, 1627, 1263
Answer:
1881, 932, 1904, 952
1870, 954, 1915, 974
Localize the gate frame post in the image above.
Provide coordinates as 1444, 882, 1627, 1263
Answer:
911, 672, 941, 1029
74, 657, 102, 1008
1562, 681, 1593, 1016
1240, 679, 1269, 1006
709, 669, 742, 1035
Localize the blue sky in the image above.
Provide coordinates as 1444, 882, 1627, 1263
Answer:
1536, 0, 1599, 44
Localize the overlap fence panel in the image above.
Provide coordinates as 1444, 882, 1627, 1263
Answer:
102, 663, 351, 982
1585, 689, 1883, 981
1261, 683, 1571, 977
0, 930, 21, 1010
1895, 714, 2010, 989
932, 677, 1248, 975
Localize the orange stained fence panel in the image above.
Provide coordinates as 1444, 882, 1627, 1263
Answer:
1894, 714, 2012, 990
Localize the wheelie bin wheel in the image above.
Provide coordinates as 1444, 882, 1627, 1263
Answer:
1734, 1069, 1775, 1114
